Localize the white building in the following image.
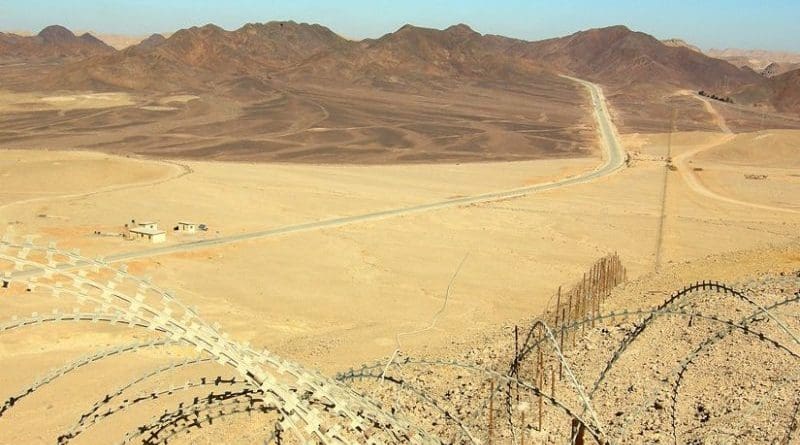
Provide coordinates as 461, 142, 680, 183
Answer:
177, 221, 197, 233
129, 227, 166, 243
126, 220, 165, 243
136, 221, 158, 231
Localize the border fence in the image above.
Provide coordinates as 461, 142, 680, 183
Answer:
2, 236, 798, 444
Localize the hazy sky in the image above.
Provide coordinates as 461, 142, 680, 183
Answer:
1, 0, 798, 51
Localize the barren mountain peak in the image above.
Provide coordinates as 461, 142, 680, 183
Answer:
171, 24, 222, 38
397, 23, 421, 32
556, 25, 640, 47
662, 38, 702, 53
445, 23, 477, 33
196, 23, 226, 33
241, 20, 290, 29
135, 33, 166, 49
38, 24, 76, 41
78, 32, 105, 44
592, 24, 632, 33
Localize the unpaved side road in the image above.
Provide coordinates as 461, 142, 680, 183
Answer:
672, 138, 800, 215
9, 77, 627, 278
0, 158, 193, 212
690, 92, 733, 134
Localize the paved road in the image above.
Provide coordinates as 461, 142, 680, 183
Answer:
8, 77, 625, 279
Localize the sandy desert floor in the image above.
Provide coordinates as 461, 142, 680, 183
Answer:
2, 128, 799, 366
1, 93, 800, 442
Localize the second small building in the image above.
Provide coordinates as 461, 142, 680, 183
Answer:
176, 221, 197, 233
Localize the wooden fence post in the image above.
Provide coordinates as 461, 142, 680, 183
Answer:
580, 274, 587, 333
488, 379, 495, 444
568, 290, 575, 347
555, 286, 561, 336
515, 325, 520, 403
537, 343, 544, 431
559, 306, 566, 378
571, 419, 586, 445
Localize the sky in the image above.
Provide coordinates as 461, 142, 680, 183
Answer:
0, 0, 798, 52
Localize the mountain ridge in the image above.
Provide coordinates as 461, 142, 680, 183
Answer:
0, 25, 115, 60
4, 22, 797, 116
48, 22, 764, 92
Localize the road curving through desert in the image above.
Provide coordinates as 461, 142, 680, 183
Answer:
9, 77, 626, 277
672, 137, 800, 215
0, 158, 193, 212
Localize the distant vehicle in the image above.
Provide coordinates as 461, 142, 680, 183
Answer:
199, 224, 208, 231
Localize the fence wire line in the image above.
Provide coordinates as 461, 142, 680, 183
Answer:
380, 252, 470, 383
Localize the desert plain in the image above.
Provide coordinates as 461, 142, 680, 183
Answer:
1, 77, 800, 443
1, 21, 800, 445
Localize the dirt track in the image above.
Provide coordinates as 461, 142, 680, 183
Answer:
673, 134, 800, 214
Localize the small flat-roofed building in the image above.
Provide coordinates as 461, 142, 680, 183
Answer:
137, 221, 158, 231
177, 221, 197, 233
129, 227, 166, 243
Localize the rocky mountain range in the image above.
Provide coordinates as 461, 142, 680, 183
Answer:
2, 22, 799, 114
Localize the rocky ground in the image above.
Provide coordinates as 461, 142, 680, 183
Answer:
2, 216, 799, 444
340, 249, 800, 444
